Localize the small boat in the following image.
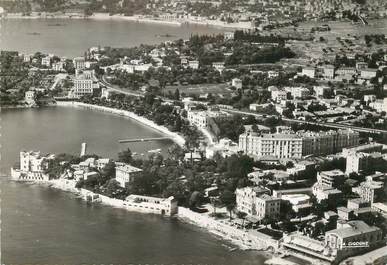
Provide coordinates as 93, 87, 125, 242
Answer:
47, 23, 65, 26
148, 148, 161, 153
155, 34, 176, 38
27, 32, 41, 35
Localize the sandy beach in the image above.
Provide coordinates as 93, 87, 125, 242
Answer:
55, 101, 186, 147
4, 12, 254, 29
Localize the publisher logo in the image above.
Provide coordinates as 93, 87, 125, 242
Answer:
342, 241, 369, 248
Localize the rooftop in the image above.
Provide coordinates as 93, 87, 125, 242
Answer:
326, 220, 380, 239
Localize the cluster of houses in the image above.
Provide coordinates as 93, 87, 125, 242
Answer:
233, 140, 387, 262
10, 149, 177, 216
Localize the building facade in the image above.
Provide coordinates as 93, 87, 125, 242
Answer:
124, 195, 178, 216
325, 221, 383, 261
11, 151, 54, 181
239, 130, 359, 159
115, 163, 143, 188
235, 187, 280, 220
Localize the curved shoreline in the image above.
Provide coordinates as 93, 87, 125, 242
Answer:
4, 12, 253, 29
16, 177, 274, 254
55, 101, 186, 147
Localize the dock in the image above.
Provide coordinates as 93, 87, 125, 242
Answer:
119, 137, 171, 143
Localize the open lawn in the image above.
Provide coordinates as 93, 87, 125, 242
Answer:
162, 83, 232, 96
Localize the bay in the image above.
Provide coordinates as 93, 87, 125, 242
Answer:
0, 18, 227, 57
0, 107, 267, 265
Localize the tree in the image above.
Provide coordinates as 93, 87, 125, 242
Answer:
118, 148, 133, 164
189, 191, 202, 209
311, 222, 326, 239
101, 161, 116, 181
226, 203, 235, 221
220, 190, 235, 205
236, 211, 247, 228
210, 196, 220, 216
168, 144, 184, 161
174, 88, 180, 100
105, 179, 121, 198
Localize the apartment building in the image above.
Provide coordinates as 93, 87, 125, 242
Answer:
115, 163, 143, 188
73, 57, 86, 70
239, 130, 359, 159
352, 173, 387, 204
236, 186, 280, 221
317, 170, 345, 188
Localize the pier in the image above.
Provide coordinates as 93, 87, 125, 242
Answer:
118, 137, 171, 143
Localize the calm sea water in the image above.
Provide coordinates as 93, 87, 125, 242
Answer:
0, 18, 227, 57
0, 107, 268, 265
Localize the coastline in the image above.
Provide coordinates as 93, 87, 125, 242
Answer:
4, 12, 254, 29
10, 177, 274, 257
55, 101, 186, 147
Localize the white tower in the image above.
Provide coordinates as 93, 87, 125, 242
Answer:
81, 143, 87, 157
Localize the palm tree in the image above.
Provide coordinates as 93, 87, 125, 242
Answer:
226, 203, 235, 221
210, 196, 219, 216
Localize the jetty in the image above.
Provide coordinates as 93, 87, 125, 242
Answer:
118, 137, 171, 143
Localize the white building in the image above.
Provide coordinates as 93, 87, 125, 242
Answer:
271, 90, 288, 102
69, 70, 99, 98
282, 194, 312, 212
25, 90, 36, 105
52, 61, 65, 71
187, 110, 230, 128
224, 31, 235, 40
302, 67, 316, 78
314, 86, 331, 98
11, 151, 54, 182
321, 65, 335, 79
73, 57, 86, 70
124, 195, 178, 216
188, 60, 199, 69
41, 56, 51, 67
325, 221, 383, 260
363, 94, 376, 103
360, 68, 378, 80
115, 163, 143, 188
317, 170, 345, 188
212, 62, 225, 72
352, 173, 386, 204
345, 152, 382, 174
205, 138, 239, 159
285, 86, 310, 99
239, 130, 359, 159
232, 78, 243, 89
312, 183, 342, 203
235, 186, 280, 220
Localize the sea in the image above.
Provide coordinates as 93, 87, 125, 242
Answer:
0, 19, 267, 265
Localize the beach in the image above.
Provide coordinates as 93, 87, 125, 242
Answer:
55, 101, 186, 147
4, 12, 254, 29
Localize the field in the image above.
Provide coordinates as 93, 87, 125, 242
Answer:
162, 83, 233, 97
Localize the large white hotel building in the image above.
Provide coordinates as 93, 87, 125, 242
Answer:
239, 129, 359, 159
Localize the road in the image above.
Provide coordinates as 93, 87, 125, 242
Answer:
100, 76, 387, 135
220, 108, 387, 135
100, 76, 145, 98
